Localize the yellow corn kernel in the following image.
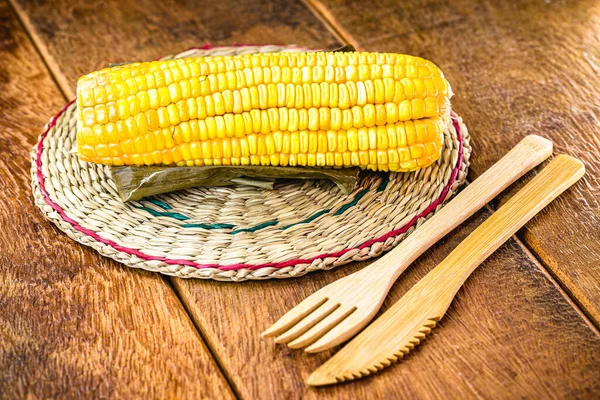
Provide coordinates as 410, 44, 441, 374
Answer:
415, 156, 431, 168
358, 151, 369, 166
375, 105, 387, 126
93, 86, 107, 104
205, 117, 218, 139
299, 131, 309, 153
260, 111, 270, 134
277, 153, 288, 166
106, 103, 118, 122
256, 135, 267, 156
316, 153, 327, 166
248, 155, 259, 165
387, 148, 399, 164
347, 128, 359, 152
157, 107, 171, 128
317, 131, 328, 153
412, 98, 426, 120
288, 131, 299, 154
308, 108, 319, 131
286, 153, 296, 166
363, 104, 375, 127
338, 84, 350, 109
94, 104, 108, 125
347, 82, 358, 107
401, 159, 417, 170
273, 132, 286, 155
405, 121, 417, 145
298, 109, 308, 130
357, 128, 369, 151
398, 147, 411, 162
368, 127, 377, 150
368, 150, 377, 165
327, 131, 337, 152
80, 89, 95, 107
308, 131, 318, 154
376, 126, 388, 149
265, 135, 275, 155
206, 95, 217, 116
377, 150, 388, 165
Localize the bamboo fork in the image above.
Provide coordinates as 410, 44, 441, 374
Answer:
262, 135, 553, 352
308, 154, 585, 385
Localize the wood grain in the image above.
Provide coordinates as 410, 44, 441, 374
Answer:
307, 0, 600, 326
7, 0, 600, 398
176, 208, 600, 398
10, 0, 340, 97
0, 2, 233, 398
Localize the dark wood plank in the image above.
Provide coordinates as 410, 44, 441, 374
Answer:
175, 208, 600, 399
0, 2, 233, 398
307, 0, 600, 326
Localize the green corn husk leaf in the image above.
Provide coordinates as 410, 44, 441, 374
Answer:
111, 165, 360, 202
332, 44, 356, 52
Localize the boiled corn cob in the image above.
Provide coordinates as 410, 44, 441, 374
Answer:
76, 51, 452, 172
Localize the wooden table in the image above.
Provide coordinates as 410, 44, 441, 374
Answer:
2, 0, 599, 398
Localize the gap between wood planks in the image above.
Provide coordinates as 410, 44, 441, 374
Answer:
302, 0, 600, 335
7, 0, 71, 98
300, 0, 358, 50
5, 0, 243, 396
6, 0, 70, 100
164, 277, 243, 400
516, 230, 600, 332
513, 236, 600, 336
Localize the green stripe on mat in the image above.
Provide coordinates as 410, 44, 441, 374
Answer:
281, 209, 332, 230
147, 198, 173, 210
135, 176, 388, 232
181, 222, 236, 229
132, 205, 190, 220
232, 220, 279, 234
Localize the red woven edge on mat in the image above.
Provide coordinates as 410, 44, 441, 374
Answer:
35, 101, 463, 273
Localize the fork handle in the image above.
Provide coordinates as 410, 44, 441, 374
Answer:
369, 135, 553, 280
427, 155, 584, 304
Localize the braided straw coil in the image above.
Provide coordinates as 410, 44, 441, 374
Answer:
31, 45, 471, 282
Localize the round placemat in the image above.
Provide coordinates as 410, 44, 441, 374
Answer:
31, 45, 471, 282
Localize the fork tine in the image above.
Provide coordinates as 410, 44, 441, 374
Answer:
304, 311, 368, 353
274, 302, 340, 344
261, 294, 328, 338
287, 306, 356, 349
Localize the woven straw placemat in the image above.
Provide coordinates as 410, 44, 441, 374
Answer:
30, 45, 471, 282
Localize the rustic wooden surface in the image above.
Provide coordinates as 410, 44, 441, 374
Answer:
176, 211, 600, 399
2, 0, 600, 398
309, 0, 600, 326
0, 2, 233, 399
